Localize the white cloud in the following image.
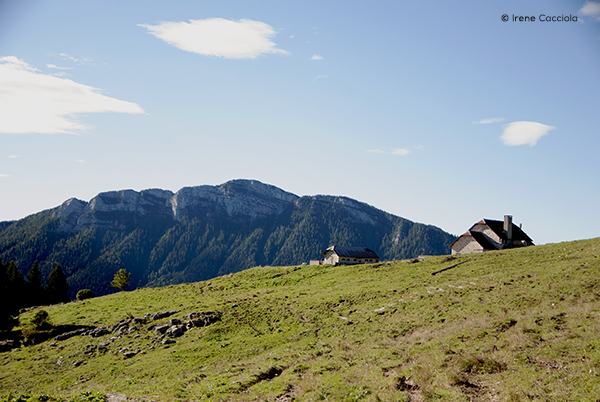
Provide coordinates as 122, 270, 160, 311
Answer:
139, 18, 289, 59
500, 121, 555, 147
580, 1, 600, 20
60, 53, 94, 65
0, 56, 145, 134
8, 155, 20, 159
313, 74, 328, 82
73, 159, 86, 163
0, 174, 9, 178
472, 117, 505, 125
392, 148, 411, 156
311, 54, 323, 60
46, 64, 72, 70
367, 148, 410, 156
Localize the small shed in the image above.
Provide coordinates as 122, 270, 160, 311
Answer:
319, 246, 379, 265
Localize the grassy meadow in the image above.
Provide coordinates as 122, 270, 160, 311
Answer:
1, 237, 600, 401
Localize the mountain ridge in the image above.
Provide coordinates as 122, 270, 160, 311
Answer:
48, 180, 299, 232
0, 179, 456, 297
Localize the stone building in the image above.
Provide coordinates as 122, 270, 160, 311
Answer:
450, 215, 533, 255
311, 246, 379, 265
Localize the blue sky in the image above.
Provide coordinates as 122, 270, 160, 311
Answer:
1, 0, 599, 244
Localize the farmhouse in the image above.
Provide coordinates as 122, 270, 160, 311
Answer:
311, 246, 379, 266
450, 215, 533, 255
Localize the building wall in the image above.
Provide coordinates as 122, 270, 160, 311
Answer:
322, 251, 339, 265
451, 236, 485, 255
339, 257, 378, 265
322, 251, 377, 265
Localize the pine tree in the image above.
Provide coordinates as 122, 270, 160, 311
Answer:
5, 261, 27, 310
0, 259, 21, 330
26, 261, 47, 306
111, 269, 131, 291
47, 264, 70, 304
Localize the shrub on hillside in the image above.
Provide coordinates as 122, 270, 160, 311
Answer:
76, 289, 95, 301
30, 310, 52, 330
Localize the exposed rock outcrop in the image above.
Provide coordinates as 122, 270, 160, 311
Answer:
53, 189, 175, 231
169, 180, 298, 220
51, 180, 298, 232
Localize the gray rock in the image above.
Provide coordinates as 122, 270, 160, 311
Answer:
88, 327, 109, 338
185, 311, 223, 327
55, 328, 88, 341
151, 311, 177, 320
167, 325, 184, 337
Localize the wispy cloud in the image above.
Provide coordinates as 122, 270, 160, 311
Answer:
472, 117, 505, 125
0, 56, 145, 134
140, 18, 289, 59
313, 74, 328, 82
0, 174, 10, 178
73, 159, 86, 163
579, 1, 600, 20
46, 64, 72, 70
59, 53, 94, 65
8, 155, 20, 159
501, 121, 555, 147
367, 148, 411, 156
311, 54, 323, 61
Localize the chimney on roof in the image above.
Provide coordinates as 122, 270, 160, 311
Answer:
504, 215, 513, 241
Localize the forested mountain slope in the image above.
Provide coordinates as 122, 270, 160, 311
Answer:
0, 180, 455, 297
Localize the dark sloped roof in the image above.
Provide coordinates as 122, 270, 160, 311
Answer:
469, 231, 499, 250
479, 219, 533, 244
321, 246, 379, 259
449, 231, 499, 251
449, 230, 498, 250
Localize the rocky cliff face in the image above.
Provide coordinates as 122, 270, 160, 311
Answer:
168, 180, 298, 220
52, 180, 298, 231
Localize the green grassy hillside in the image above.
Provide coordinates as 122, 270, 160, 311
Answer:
2, 238, 600, 401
